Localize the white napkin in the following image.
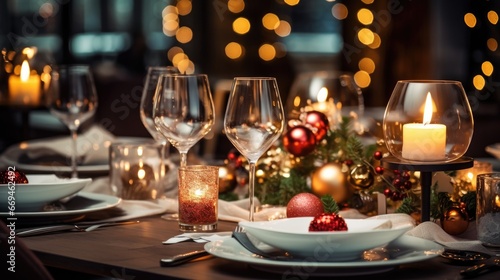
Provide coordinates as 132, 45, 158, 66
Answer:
23, 125, 115, 165
163, 232, 232, 244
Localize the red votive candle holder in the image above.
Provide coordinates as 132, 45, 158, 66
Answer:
178, 165, 219, 232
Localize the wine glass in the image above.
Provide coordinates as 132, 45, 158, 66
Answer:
224, 77, 285, 221
153, 74, 215, 167
140, 66, 179, 142
140, 66, 178, 179
47, 65, 98, 178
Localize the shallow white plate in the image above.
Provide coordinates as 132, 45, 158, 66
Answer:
239, 217, 413, 261
205, 235, 443, 276
0, 192, 120, 218
0, 137, 153, 174
0, 175, 91, 211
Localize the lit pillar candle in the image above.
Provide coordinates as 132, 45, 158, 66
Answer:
402, 92, 446, 161
8, 60, 41, 106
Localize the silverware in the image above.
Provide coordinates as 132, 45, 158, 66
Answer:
232, 226, 292, 260
440, 248, 491, 264
16, 220, 140, 237
160, 250, 210, 267
460, 258, 500, 278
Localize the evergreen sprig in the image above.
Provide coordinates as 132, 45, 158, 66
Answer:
395, 197, 415, 214
321, 195, 339, 214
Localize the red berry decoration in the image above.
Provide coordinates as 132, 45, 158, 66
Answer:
286, 193, 324, 218
283, 125, 317, 157
0, 170, 28, 184
304, 110, 329, 141
375, 166, 384, 174
309, 213, 348, 232
373, 151, 383, 160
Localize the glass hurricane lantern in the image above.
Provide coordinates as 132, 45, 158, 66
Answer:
383, 80, 474, 163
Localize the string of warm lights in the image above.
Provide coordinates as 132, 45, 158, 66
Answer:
464, 9, 498, 91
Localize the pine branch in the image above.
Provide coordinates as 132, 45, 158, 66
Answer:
395, 197, 415, 214
321, 195, 339, 214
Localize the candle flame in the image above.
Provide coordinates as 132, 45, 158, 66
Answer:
317, 87, 328, 103
137, 168, 146, 179
20, 60, 31, 82
423, 92, 434, 125
194, 189, 204, 197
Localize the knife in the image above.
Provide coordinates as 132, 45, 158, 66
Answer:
16, 220, 139, 237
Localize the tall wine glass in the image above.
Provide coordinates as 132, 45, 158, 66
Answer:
224, 77, 285, 221
140, 66, 178, 179
153, 74, 215, 167
47, 65, 98, 178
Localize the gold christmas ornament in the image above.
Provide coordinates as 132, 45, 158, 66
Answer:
441, 206, 469, 235
311, 163, 349, 203
349, 164, 375, 190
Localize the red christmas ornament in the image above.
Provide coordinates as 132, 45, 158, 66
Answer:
286, 193, 324, 218
375, 166, 384, 174
309, 213, 348, 231
0, 170, 28, 184
283, 125, 317, 157
373, 151, 383, 160
304, 110, 329, 141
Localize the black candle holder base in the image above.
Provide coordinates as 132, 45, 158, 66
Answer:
381, 156, 474, 222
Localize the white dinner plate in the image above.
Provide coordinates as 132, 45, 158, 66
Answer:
0, 192, 121, 223
0, 137, 153, 175
239, 217, 412, 261
0, 174, 91, 211
205, 235, 443, 276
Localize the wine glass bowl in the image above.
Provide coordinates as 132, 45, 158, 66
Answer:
140, 66, 179, 142
47, 65, 98, 178
153, 74, 215, 167
224, 77, 285, 221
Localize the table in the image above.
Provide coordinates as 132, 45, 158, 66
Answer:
20, 215, 500, 280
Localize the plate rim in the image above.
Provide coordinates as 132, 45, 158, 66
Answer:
0, 192, 121, 217
204, 235, 443, 268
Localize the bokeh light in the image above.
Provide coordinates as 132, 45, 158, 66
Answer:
357, 28, 374, 45
275, 20, 291, 37
487, 10, 498, 25
225, 42, 244, 59
259, 44, 276, 61
359, 57, 375, 74
368, 33, 381, 49
284, 0, 300, 6
354, 71, 371, 88
487, 38, 498, 51
176, 0, 192, 16
361, 0, 374, 4
233, 17, 251, 34
262, 13, 280, 30
228, 0, 245, 13
473, 75, 485, 90
176, 26, 193, 43
481, 61, 494, 76
357, 8, 374, 25
464, 13, 477, 28
167, 46, 184, 61
331, 3, 348, 20
273, 42, 287, 58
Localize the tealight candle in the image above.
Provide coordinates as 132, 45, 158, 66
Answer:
402, 92, 446, 161
8, 60, 41, 106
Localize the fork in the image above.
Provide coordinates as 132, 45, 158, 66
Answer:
232, 226, 292, 260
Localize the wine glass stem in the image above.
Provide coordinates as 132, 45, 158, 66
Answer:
248, 162, 256, 221
70, 128, 78, 178
180, 152, 188, 168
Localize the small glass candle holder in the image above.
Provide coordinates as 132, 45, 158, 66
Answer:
109, 142, 164, 200
476, 173, 500, 250
383, 80, 474, 163
178, 165, 219, 232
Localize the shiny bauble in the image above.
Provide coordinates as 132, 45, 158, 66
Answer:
311, 163, 349, 203
441, 206, 469, 235
218, 166, 236, 193
349, 164, 375, 190
286, 193, 324, 218
304, 110, 329, 141
0, 170, 28, 184
283, 125, 317, 157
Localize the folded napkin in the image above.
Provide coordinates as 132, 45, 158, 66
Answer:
20, 125, 115, 165
163, 232, 232, 244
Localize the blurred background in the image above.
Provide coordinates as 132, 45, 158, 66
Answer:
0, 0, 499, 160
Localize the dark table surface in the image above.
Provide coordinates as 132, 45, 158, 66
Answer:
18, 215, 500, 280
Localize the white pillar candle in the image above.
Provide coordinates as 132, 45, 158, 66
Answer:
402, 92, 447, 161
